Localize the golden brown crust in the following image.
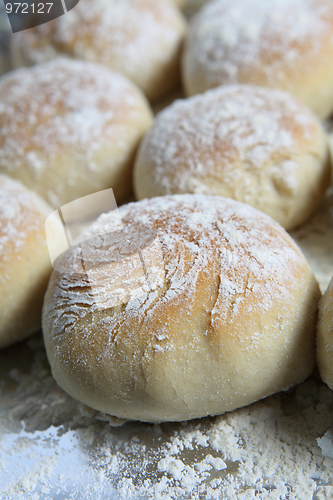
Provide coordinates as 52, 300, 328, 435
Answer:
182, 0, 333, 118
317, 276, 333, 389
43, 194, 320, 422
0, 57, 153, 208
0, 175, 52, 348
11, 0, 187, 102
134, 85, 331, 230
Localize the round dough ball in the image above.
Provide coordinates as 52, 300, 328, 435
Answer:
43, 194, 320, 422
0, 57, 153, 209
10, 0, 187, 102
134, 85, 331, 231
317, 276, 333, 390
0, 175, 52, 349
182, 0, 333, 119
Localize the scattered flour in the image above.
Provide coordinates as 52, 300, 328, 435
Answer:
1, 334, 333, 499
0, 56, 149, 207
138, 84, 324, 212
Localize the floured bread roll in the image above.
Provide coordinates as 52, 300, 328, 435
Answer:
0, 175, 52, 349
10, 0, 187, 102
134, 85, 331, 231
43, 194, 320, 422
182, 0, 333, 119
317, 276, 333, 390
0, 57, 153, 208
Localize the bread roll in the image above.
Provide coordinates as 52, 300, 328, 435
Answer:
317, 276, 333, 390
10, 0, 187, 102
182, 0, 333, 119
134, 85, 331, 231
0, 175, 52, 349
42, 194, 320, 422
0, 57, 153, 208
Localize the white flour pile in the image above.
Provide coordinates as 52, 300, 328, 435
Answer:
0, 333, 333, 499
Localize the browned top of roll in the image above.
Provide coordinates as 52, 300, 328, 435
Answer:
182, 0, 333, 117
0, 56, 152, 207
